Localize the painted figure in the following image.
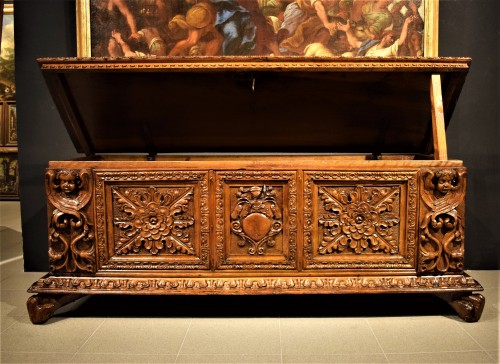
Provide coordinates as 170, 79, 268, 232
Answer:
337, 13, 414, 56
211, 0, 257, 55
91, 0, 139, 55
168, 0, 223, 56
279, 0, 349, 55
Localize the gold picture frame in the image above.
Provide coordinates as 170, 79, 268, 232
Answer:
76, 0, 439, 58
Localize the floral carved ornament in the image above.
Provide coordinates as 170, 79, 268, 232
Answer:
113, 186, 195, 255
319, 185, 400, 255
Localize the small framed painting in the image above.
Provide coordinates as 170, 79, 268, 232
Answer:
1, 2, 15, 99
76, 0, 438, 58
0, 152, 18, 199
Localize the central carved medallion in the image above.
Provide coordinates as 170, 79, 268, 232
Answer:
113, 186, 195, 255
230, 186, 282, 255
242, 213, 273, 241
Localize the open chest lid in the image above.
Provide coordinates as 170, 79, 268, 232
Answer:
39, 57, 470, 158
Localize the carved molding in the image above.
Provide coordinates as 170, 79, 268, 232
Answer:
95, 176, 107, 269
304, 171, 418, 269
216, 171, 297, 270
419, 168, 466, 273
39, 57, 471, 72
46, 169, 95, 273
95, 171, 210, 270
30, 274, 482, 294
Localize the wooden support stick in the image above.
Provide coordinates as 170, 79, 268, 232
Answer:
431, 74, 448, 160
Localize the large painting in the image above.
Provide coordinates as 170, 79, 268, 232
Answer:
77, 0, 438, 58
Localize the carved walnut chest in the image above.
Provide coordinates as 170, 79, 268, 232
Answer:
27, 57, 485, 323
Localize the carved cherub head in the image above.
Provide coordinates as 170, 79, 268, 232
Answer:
56, 170, 80, 197
434, 169, 458, 195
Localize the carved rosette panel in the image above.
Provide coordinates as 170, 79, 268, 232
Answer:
304, 172, 418, 270
95, 171, 209, 270
113, 186, 195, 256
216, 171, 297, 270
45, 169, 95, 273
419, 168, 466, 274
319, 186, 401, 255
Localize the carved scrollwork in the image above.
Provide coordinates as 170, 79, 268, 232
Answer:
319, 186, 400, 255
419, 169, 466, 273
46, 169, 95, 273
230, 186, 282, 255
113, 186, 195, 255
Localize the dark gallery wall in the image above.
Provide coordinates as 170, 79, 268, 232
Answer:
438, 0, 499, 269
15, 0, 79, 270
15, 0, 499, 271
